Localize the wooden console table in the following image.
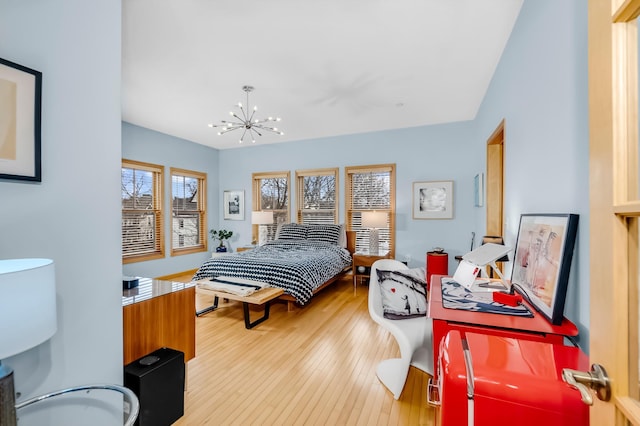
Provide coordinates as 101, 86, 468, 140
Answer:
122, 278, 196, 365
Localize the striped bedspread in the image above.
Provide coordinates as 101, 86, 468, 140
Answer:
192, 239, 352, 305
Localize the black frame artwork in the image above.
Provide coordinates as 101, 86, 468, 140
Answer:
511, 213, 579, 325
0, 57, 42, 182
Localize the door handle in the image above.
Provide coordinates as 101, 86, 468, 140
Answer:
562, 364, 611, 405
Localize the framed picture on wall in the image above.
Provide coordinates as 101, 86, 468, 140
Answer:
223, 190, 244, 220
412, 180, 454, 219
474, 173, 484, 207
0, 57, 42, 182
510, 213, 579, 325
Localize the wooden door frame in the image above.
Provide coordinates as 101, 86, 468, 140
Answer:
486, 119, 505, 237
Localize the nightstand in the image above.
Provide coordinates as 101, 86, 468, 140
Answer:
236, 245, 256, 253
352, 250, 391, 291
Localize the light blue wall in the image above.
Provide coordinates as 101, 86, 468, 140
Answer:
218, 121, 483, 272
122, 122, 220, 278
0, 0, 123, 415
474, 0, 589, 344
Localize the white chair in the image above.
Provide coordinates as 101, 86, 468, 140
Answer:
368, 259, 433, 399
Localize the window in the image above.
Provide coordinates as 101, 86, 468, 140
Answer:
171, 168, 207, 256
345, 164, 396, 256
295, 168, 338, 225
252, 171, 290, 242
122, 159, 164, 263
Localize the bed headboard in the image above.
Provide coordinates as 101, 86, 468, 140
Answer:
346, 230, 356, 255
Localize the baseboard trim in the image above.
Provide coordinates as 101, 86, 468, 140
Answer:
155, 269, 199, 281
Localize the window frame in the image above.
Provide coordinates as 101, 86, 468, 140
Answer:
170, 167, 207, 256
345, 163, 396, 257
252, 171, 291, 242
122, 159, 165, 264
295, 167, 339, 225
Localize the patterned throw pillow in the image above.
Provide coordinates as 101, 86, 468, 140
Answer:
277, 223, 309, 240
307, 224, 342, 245
376, 268, 427, 319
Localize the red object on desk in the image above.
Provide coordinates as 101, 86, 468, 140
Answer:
435, 330, 588, 425
428, 274, 579, 382
426, 252, 448, 286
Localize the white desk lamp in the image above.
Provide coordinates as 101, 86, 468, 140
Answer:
252, 211, 274, 246
0, 259, 57, 426
361, 211, 387, 255
452, 243, 512, 290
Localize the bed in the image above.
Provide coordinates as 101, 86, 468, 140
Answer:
193, 224, 356, 309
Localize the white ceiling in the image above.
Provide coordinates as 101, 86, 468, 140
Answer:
122, 0, 523, 150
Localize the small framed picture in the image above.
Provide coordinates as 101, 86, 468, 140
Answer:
0, 57, 42, 182
412, 180, 454, 219
474, 173, 484, 207
223, 190, 244, 220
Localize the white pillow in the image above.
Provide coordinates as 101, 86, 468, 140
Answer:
376, 267, 427, 319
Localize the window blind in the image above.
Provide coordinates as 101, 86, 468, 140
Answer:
122, 160, 164, 262
170, 168, 207, 254
296, 168, 338, 225
346, 164, 395, 255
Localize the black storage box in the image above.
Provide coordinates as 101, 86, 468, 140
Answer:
124, 347, 185, 426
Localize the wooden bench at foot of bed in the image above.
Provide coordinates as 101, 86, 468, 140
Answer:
195, 280, 285, 329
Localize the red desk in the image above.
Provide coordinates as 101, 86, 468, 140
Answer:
428, 275, 579, 379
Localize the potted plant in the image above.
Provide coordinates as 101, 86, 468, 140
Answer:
210, 229, 233, 252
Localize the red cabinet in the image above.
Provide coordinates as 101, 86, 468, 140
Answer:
434, 330, 588, 426
427, 275, 587, 425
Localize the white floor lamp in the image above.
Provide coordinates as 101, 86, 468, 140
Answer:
252, 211, 274, 246
362, 211, 387, 255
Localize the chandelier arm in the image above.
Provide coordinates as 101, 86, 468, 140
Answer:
248, 128, 258, 142
248, 108, 257, 123
239, 105, 249, 121
254, 124, 279, 133
219, 126, 243, 135
240, 128, 248, 142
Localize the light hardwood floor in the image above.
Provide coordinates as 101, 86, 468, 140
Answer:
169, 272, 435, 425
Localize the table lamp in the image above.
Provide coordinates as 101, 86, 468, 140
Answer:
361, 211, 387, 255
252, 211, 274, 246
0, 259, 57, 426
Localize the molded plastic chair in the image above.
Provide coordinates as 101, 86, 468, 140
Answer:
368, 259, 433, 399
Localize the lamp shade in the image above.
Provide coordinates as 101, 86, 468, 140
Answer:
252, 211, 274, 225
361, 211, 387, 229
0, 259, 57, 359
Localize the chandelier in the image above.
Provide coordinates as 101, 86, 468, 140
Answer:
208, 85, 283, 144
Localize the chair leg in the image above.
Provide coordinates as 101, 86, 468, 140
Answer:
376, 358, 411, 400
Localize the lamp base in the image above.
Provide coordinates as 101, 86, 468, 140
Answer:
258, 225, 268, 246
0, 363, 17, 426
368, 228, 379, 255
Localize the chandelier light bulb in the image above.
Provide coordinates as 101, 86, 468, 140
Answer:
208, 123, 213, 128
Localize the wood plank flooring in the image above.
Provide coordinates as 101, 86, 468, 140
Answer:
170, 273, 435, 425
